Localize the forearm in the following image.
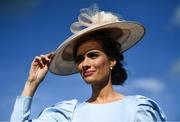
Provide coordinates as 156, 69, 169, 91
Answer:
11, 80, 39, 121
21, 80, 40, 97
10, 96, 32, 122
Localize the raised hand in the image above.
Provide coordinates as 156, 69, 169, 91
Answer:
22, 52, 55, 97
28, 52, 54, 84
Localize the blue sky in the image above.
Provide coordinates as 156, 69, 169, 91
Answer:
0, 0, 180, 121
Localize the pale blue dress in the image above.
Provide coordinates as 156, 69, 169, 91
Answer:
11, 95, 166, 122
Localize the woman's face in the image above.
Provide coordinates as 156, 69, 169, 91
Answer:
76, 39, 116, 85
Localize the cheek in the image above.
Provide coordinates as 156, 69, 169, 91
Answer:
77, 63, 82, 73
94, 57, 109, 72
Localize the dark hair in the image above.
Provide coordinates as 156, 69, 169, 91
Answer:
73, 29, 127, 85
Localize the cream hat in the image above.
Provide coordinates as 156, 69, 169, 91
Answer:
49, 4, 145, 75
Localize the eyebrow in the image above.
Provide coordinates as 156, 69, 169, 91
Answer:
76, 50, 100, 57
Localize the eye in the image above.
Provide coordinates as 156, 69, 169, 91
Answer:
75, 55, 84, 64
87, 52, 99, 59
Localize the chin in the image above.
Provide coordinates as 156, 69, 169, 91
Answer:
84, 77, 106, 86
84, 78, 95, 83
83, 77, 98, 84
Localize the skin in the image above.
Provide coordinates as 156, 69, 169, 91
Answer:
22, 39, 124, 104
76, 40, 124, 104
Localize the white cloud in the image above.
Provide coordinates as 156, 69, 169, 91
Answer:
132, 78, 165, 93
172, 4, 180, 27
171, 58, 180, 76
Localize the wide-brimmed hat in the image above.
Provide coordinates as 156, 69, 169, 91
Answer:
49, 4, 145, 75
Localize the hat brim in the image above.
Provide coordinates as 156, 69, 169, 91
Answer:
49, 21, 145, 75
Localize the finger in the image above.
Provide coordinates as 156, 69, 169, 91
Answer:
40, 54, 50, 63
34, 56, 44, 68
47, 52, 56, 59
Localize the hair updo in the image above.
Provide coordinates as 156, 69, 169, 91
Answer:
73, 28, 127, 85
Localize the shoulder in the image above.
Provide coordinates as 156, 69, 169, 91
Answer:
129, 95, 166, 121
38, 99, 78, 121
43, 99, 78, 112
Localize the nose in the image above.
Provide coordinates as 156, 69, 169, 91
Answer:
81, 57, 91, 70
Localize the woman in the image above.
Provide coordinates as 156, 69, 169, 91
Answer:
11, 5, 166, 122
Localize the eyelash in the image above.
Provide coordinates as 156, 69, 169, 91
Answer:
88, 53, 98, 58
75, 52, 99, 63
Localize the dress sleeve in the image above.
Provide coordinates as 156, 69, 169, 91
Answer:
134, 95, 166, 122
10, 96, 78, 122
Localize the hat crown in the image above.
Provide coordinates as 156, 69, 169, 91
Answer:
70, 4, 124, 34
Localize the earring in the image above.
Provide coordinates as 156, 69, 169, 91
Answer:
110, 66, 113, 70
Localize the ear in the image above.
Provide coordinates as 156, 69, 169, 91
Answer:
109, 58, 117, 67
